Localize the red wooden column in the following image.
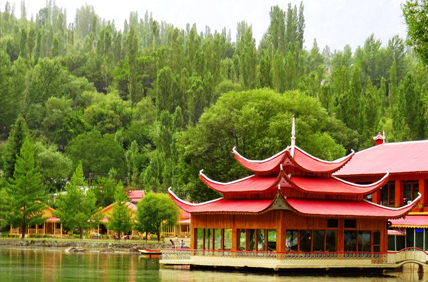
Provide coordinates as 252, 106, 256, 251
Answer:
394, 180, 403, 207
419, 178, 426, 208
231, 228, 237, 252
372, 190, 381, 204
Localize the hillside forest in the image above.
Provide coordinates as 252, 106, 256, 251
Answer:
0, 1, 428, 206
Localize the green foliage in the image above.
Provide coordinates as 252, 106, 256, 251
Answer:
177, 89, 355, 202
135, 193, 179, 241
54, 162, 100, 239
2, 115, 30, 180
66, 129, 126, 179
107, 182, 133, 237
93, 176, 117, 207
403, 0, 428, 65
5, 139, 47, 239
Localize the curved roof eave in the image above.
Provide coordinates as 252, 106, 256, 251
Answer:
285, 193, 420, 219
168, 187, 224, 213
285, 147, 355, 174
232, 146, 289, 173
199, 169, 282, 193
284, 172, 389, 195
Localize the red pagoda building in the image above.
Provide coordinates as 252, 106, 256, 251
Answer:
163, 118, 420, 271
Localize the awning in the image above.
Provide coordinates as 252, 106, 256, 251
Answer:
390, 215, 428, 228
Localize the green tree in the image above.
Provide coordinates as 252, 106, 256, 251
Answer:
93, 176, 117, 207
66, 130, 126, 180
403, 0, 428, 65
2, 115, 30, 180
135, 193, 179, 241
177, 89, 357, 202
5, 139, 46, 240
107, 182, 133, 237
54, 162, 100, 239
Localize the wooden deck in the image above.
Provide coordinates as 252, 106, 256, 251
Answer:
160, 248, 428, 272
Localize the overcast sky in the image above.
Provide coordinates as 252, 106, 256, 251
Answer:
7, 0, 408, 52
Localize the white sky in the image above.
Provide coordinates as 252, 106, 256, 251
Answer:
5, 0, 408, 52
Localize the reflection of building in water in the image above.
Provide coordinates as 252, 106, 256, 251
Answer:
165, 118, 419, 270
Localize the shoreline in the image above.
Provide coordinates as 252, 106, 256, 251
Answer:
0, 238, 166, 252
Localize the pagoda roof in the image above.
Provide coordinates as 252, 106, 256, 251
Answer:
168, 188, 272, 214
233, 146, 354, 175
168, 188, 419, 218
288, 173, 389, 195
286, 194, 420, 219
199, 170, 279, 193
390, 215, 428, 228
335, 140, 428, 177
199, 169, 388, 195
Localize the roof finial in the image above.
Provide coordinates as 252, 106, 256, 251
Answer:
291, 115, 296, 156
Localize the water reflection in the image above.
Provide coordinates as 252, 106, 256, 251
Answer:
0, 247, 423, 282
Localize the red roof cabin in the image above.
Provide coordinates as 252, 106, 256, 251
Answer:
162, 118, 419, 271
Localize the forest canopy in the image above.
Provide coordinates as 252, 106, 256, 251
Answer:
0, 0, 427, 204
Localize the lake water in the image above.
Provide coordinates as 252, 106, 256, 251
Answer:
0, 246, 422, 281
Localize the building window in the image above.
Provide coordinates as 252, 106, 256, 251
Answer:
267, 229, 277, 252
238, 229, 246, 251
381, 182, 395, 206
327, 219, 338, 228
344, 231, 357, 251
196, 228, 203, 249
300, 230, 312, 252
286, 230, 298, 251
326, 230, 337, 252
214, 229, 222, 250
344, 219, 356, 228
224, 229, 232, 250
358, 231, 371, 252
205, 229, 213, 249
404, 181, 419, 203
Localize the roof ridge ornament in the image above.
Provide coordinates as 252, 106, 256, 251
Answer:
291, 115, 296, 157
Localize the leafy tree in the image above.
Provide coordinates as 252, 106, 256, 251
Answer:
34, 142, 72, 193
93, 176, 117, 207
66, 129, 126, 180
107, 182, 133, 237
4, 139, 46, 239
2, 115, 30, 180
177, 89, 357, 202
54, 162, 100, 239
403, 0, 428, 65
135, 193, 179, 241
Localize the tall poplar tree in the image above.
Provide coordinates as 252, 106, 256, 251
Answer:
5, 138, 46, 240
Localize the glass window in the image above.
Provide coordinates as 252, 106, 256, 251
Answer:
327, 219, 338, 228
257, 229, 266, 251
268, 229, 277, 252
300, 230, 312, 252
416, 228, 423, 249
344, 220, 356, 228
313, 230, 325, 252
326, 230, 337, 252
204, 229, 213, 250
214, 229, 222, 250
238, 229, 246, 251
381, 182, 395, 206
344, 231, 357, 251
197, 228, 203, 249
396, 235, 405, 251
224, 229, 232, 250
248, 229, 256, 251
406, 228, 414, 248
358, 231, 371, 252
286, 230, 298, 251
404, 181, 419, 203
